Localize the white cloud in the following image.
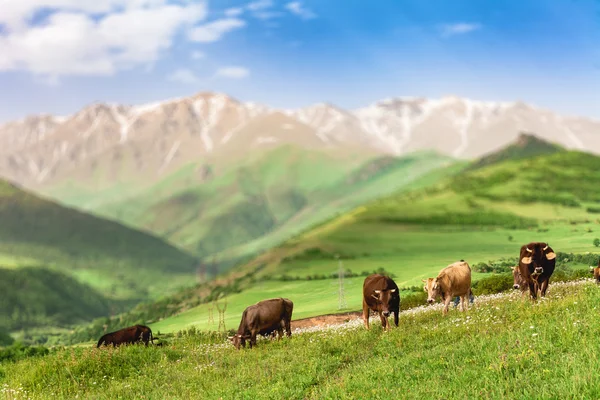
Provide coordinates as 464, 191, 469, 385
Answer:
439, 23, 482, 37
0, 1, 207, 80
190, 50, 205, 60
224, 7, 244, 17
285, 2, 316, 20
253, 11, 283, 20
215, 66, 249, 79
167, 68, 200, 84
188, 18, 246, 43
246, 0, 273, 11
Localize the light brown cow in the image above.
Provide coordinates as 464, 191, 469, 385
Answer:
590, 262, 600, 284
511, 266, 529, 298
423, 260, 472, 315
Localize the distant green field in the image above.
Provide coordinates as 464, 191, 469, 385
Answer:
151, 220, 597, 334
3, 279, 600, 399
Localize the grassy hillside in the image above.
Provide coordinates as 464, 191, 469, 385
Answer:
465, 131, 563, 171
142, 148, 600, 334
2, 279, 599, 399
0, 179, 199, 335
0, 267, 118, 333
46, 146, 459, 267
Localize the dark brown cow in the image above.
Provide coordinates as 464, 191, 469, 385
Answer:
518, 242, 556, 300
229, 298, 293, 350
362, 274, 400, 330
97, 325, 154, 348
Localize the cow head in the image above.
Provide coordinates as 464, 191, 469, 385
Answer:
422, 278, 441, 304
371, 288, 398, 317
520, 243, 556, 275
512, 266, 522, 289
229, 334, 247, 350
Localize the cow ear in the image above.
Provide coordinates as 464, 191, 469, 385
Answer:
521, 256, 532, 264
545, 251, 556, 260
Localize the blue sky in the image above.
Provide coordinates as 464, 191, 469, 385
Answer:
0, 0, 599, 122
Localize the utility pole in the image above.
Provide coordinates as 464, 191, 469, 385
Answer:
216, 296, 227, 333
337, 255, 347, 310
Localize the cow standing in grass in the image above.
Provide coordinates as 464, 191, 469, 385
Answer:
423, 260, 472, 315
511, 265, 529, 298
589, 259, 600, 284
362, 274, 400, 330
97, 325, 154, 348
518, 242, 556, 300
230, 298, 293, 350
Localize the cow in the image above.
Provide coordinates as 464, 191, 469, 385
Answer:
362, 274, 400, 330
97, 325, 154, 348
511, 266, 529, 298
229, 298, 293, 350
518, 242, 556, 300
423, 260, 472, 315
589, 259, 600, 284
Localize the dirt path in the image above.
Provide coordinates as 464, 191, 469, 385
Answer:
290, 310, 363, 330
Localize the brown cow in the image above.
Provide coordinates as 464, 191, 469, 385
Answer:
423, 260, 472, 315
589, 259, 600, 283
362, 274, 400, 330
229, 298, 293, 350
97, 325, 154, 348
518, 242, 556, 300
511, 266, 529, 298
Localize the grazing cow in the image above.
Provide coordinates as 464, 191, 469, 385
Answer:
97, 325, 154, 348
423, 260, 472, 315
589, 259, 600, 284
362, 274, 400, 330
518, 242, 556, 300
511, 266, 529, 298
230, 298, 293, 350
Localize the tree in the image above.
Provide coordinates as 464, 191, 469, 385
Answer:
594, 238, 600, 247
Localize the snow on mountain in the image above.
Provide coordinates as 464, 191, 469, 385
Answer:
0, 91, 598, 189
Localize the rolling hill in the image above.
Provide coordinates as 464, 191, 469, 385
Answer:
43, 146, 461, 268
0, 178, 199, 333
145, 138, 600, 334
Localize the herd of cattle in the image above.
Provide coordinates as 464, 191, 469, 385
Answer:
96, 241, 600, 350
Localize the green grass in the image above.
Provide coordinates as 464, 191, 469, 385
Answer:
2, 279, 599, 399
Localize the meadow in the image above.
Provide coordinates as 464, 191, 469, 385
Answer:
2, 279, 599, 399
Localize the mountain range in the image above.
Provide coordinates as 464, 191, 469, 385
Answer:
1, 91, 598, 192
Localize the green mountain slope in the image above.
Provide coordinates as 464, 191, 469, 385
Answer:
0, 179, 198, 305
46, 146, 460, 269
0, 267, 117, 333
465, 132, 563, 171
146, 146, 600, 334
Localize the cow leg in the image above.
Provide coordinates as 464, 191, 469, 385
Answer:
443, 296, 452, 315
277, 326, 284, 341
528, 282, 537, 300
362, 299, 370, 329
284, 318, 292, 338
461, 295, 468, 312
540, 279, 550, 297
378, 311, 388, 331
393, 310, 399, 327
